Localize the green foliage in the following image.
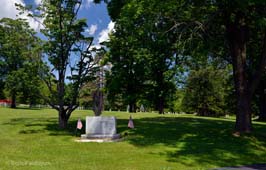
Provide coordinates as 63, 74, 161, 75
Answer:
104, 0, 179, 113
182, 66, 231, 116
17, 0, 99, 127
0, 81, 5, 99
78, 82, 94, 108
168, 89, 184, 113
0, 18, 42, 106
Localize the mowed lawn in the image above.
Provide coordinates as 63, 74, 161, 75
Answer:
0, 108, 266, 170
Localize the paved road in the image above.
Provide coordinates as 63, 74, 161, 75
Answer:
212, 164, 266, 170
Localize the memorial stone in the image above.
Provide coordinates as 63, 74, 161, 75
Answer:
81, 116, 120, 140
140, 104, 145, 112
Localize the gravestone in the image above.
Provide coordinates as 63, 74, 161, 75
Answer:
81, 116, 120, 140
140, 104, 145, 112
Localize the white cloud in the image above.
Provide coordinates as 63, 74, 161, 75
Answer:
83, 0, 94, 9
0, 0, 23, 19
86, 24, 98, 35
0, 0, 42, 31
89, 44, 102, 51
34, 0, 42, 5
98, 21, 115, 43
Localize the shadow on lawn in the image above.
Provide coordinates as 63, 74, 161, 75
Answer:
5, 117, 85, 136
11, 107, 42, 110
117, 116, 266, 168
5, 114, 266, 167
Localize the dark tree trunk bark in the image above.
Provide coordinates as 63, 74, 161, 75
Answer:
226, 13, 252, 133
11, 93, 16, 108
156, 70, 165, 114
93, 89, 103, 116
158, 97, 164, 114
59, 109, 68, 129
235, 90, 252, 132
129, 102, 136, 113
259, 81, 266, 121
29, 99, 34, 108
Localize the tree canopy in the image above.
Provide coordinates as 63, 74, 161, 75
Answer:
97, 0, 266, 133
16, 0, 99, 128
1, 0, 266, 134
0, 18, 42, 108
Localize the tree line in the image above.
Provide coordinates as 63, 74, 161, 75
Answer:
97, 0, 266, 134
1, 0, 266, 134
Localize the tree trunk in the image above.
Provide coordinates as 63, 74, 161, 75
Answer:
235, 90, 252, 132
93, 89, 103, 116
156, 70, 165, 114
259, 81, 266, 121
226, 13, 252, 133
58, 109, 68, 129
129, 102, 136, 113
29, 99, 34, 109
11, 93, 16, 108
158, 97, 164, 114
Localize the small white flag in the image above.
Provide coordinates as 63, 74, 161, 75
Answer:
128, 115, 134, 129
77, 118, 83, 130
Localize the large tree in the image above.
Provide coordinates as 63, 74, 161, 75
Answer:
168, 0, 266, 133
105, 33, 150, 112
102, 0, 179, 113
0, 18, 41, 108
18, 0, 97, 128
182, 65, 230, 116
99, 0, 266, 133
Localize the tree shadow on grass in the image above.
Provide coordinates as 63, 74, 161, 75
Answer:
5, 117, 85, 136
117, 116, 266, 168
11, 107, 42, 110
4, 114, 266, 168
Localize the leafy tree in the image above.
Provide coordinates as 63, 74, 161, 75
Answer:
17, 0, 98, 128
103, 2, 152, 112
0, 18, 41, 108
104, 36, 150, 112
182, 66, 230, 116
159, 0, 266, 133
99, 0, 266, 133
103, 0, 179, 113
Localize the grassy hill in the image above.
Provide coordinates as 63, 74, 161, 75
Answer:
0, 108, 266, 170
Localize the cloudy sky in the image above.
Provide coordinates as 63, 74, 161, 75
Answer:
0, 0, 113, 46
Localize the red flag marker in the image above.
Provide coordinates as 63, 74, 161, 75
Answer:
128, 115, 134, 129
77, 118, 83, 130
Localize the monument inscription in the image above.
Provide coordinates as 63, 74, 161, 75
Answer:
81, 116, 120, 140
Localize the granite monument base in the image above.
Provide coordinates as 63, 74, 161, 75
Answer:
80, 116, 120, 142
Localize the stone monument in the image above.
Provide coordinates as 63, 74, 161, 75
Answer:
140, 104, 145, 112
81, 116, 120, 141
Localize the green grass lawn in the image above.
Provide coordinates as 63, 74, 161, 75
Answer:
0, 108, 266, 170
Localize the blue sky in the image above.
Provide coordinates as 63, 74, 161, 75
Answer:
78, 1, 113, 46
0, 0, 113, 47
0, 0, 113, 81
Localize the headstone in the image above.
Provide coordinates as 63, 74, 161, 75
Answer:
140, 104, 145, 112
81, 116, 120, 140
